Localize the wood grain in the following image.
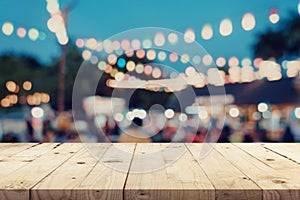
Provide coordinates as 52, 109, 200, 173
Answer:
124, 143, 215, 200
187, 143, 262, 200
216, 143, 300, 200
0, 143, 299, 200
0, 143, 83, 200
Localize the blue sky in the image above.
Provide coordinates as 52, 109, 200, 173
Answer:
0, 0, 298, 64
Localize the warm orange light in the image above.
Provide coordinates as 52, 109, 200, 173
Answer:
136, 49, 145, 59
23, 81, 32, 91
6, 81, 17, 92
1, 98, 10, 108
146, 49, 156, 60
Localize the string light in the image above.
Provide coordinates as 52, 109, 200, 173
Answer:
241, 13, 256, 31
220, 18, 233, 36
2, 22, 14, 36
201, 24, 213, 40
269, 8, 280, 24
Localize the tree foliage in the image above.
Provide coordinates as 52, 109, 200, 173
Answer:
253, 14, 300, 59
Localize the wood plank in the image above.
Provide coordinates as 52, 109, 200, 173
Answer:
0, 143, 59, 179
0, 143, 83, 200
124, 143, 215, 200
235, 143, 300, 172
0, 143, 36, 160
77, 143, 136, 200
31, 143, 113, 200
215, 143, 300, 200
187, 143, 262, 200
262, 143, 300, 164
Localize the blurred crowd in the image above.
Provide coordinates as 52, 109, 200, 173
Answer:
1, 110, 299, 143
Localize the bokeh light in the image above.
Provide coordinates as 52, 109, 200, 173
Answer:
112, 40, 121, 50
154, 32, 165, 47
103, 39, 113, 53
1, 98, 10, 108
136, 49, 145, 59
168, 33, 178, 44
229, 107, 239, 117
192, 55, 201, 65
23, 81, 32, 91
117, 58, 126, 68
28, 28, 39, 41
144, 65, 153, 76
86, 38, 98, 50
41, 93, 50, 103
241, 66, 255, 82
142, 39, 152, 48
17, 27, 26, 38
269, 8, 280, 24
131, 39, 141, 50
82, 50, 92, 60
241, 13, 256, 31
220, 18, 233, 36
295, 107, 300, 119
6, 81, 17, 93
185, 66, 196, 76
254, 57, 263, 68
216, 57, 226, 67
258, 102, 268, 112
202, 54, 213, 66
121, 39, 131, 51
98, 61, 107, 70
165, 109, 175, 119
228, 56, 239, 67
125, 49, 134, 57
39, 32, 47, 40
152, 67, 162, 78
75, 38, 84, 48
107, 54, 117, 65
184, 29, 195, 43
241, 58, 252, 66
31, 107, 44, 118
2, 22, 14, 36
229, 66, 240, 83
126, 61, 136, 72
178, 113, 188, 122
115, 72, 125, 81
169, 52, 178, 62
46, 0, 59, 14
158, 51, 167, 61
135, 63, 144, 74
198, 108, 208, 120
90, 56, 98, 64
47, 14, 64, 33
201, 24, 213, 40
114, 113, 124, 122
180, 54, 190, 64
146, 49, 156, 60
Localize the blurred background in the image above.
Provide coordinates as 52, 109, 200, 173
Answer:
1, 0, 300, 143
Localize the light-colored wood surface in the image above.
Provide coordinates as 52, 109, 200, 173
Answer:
0, 143, 299, 200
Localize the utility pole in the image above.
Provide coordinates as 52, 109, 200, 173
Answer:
58, 43, 67, 112
46, 0, 78, 113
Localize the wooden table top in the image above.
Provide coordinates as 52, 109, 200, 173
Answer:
0, 143, 299, 200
